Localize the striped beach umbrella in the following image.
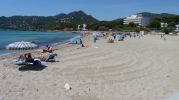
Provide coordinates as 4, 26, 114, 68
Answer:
6, 41, 38, 50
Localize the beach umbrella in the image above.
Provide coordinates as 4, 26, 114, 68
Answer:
6, 41, 38, 50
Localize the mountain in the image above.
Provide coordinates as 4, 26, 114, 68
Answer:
0, 11, 98, 30
138, 12, 178, 18
53, 11, 98, 23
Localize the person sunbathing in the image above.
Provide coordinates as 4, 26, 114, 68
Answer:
24, 53, 34, 63
42, 45, 54, 53
13, 53, 34, 65
36, 53, 57, 62
18, 54, 26, 62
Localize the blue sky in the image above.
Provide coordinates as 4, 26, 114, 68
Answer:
0, 0, 179, 20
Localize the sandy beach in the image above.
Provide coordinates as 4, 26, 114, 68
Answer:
0, 34, 179, 100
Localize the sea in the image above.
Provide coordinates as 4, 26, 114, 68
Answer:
0, 30, 79, 55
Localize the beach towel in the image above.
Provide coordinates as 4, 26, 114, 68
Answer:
12, 59, 27, 65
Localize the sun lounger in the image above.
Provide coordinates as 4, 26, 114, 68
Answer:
44, 53, 58, 62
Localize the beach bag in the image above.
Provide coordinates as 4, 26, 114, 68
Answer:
34, 59, 41, 66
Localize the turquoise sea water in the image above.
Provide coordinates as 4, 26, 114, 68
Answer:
0, 30, 78, 55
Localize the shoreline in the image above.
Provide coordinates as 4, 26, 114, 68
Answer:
0, 31, 90, 60
0, 30, 82, 56
0, 31, 179, 58
0, 30, 178, 56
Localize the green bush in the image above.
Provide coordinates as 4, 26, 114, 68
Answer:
162, 27, 172, 34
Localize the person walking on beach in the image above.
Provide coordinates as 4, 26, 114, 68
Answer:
129, 33, 132, 38
134, 33, 136, 39
160, 34, 166, 40
161, 34, 163, 39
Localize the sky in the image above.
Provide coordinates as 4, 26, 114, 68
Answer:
0, 0, 179, 20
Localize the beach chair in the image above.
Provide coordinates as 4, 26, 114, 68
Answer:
45, 53, 58, 62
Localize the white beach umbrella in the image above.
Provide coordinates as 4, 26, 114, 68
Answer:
6, 41, 38, 50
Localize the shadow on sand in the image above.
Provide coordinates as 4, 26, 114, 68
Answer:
18, 64, 47, 71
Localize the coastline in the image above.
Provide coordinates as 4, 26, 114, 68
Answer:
0, 31, 178, 59
0, 30, 81, 56
0, 28, 83, 34
0, 30, 90, 61
0, 31, 178, 58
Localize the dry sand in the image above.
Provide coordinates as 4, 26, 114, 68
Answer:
0, 34, 179, 100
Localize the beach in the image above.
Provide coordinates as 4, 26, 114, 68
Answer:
0, 34, 179, 100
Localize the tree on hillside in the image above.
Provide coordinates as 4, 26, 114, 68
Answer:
147, 18, 161, 29
98, 26, 109, 31
168, 21, 176, 27
128, 22, 137, 27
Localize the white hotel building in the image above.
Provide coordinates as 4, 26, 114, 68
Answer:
123, 14, 150, 26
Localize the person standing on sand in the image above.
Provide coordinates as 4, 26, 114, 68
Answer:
160, 34, 166, 40
163, 34, 166, 40
138, 33, 141, 39
79, 38, 85, 47
93, 34, 97, 43
129, 33, 132, 38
